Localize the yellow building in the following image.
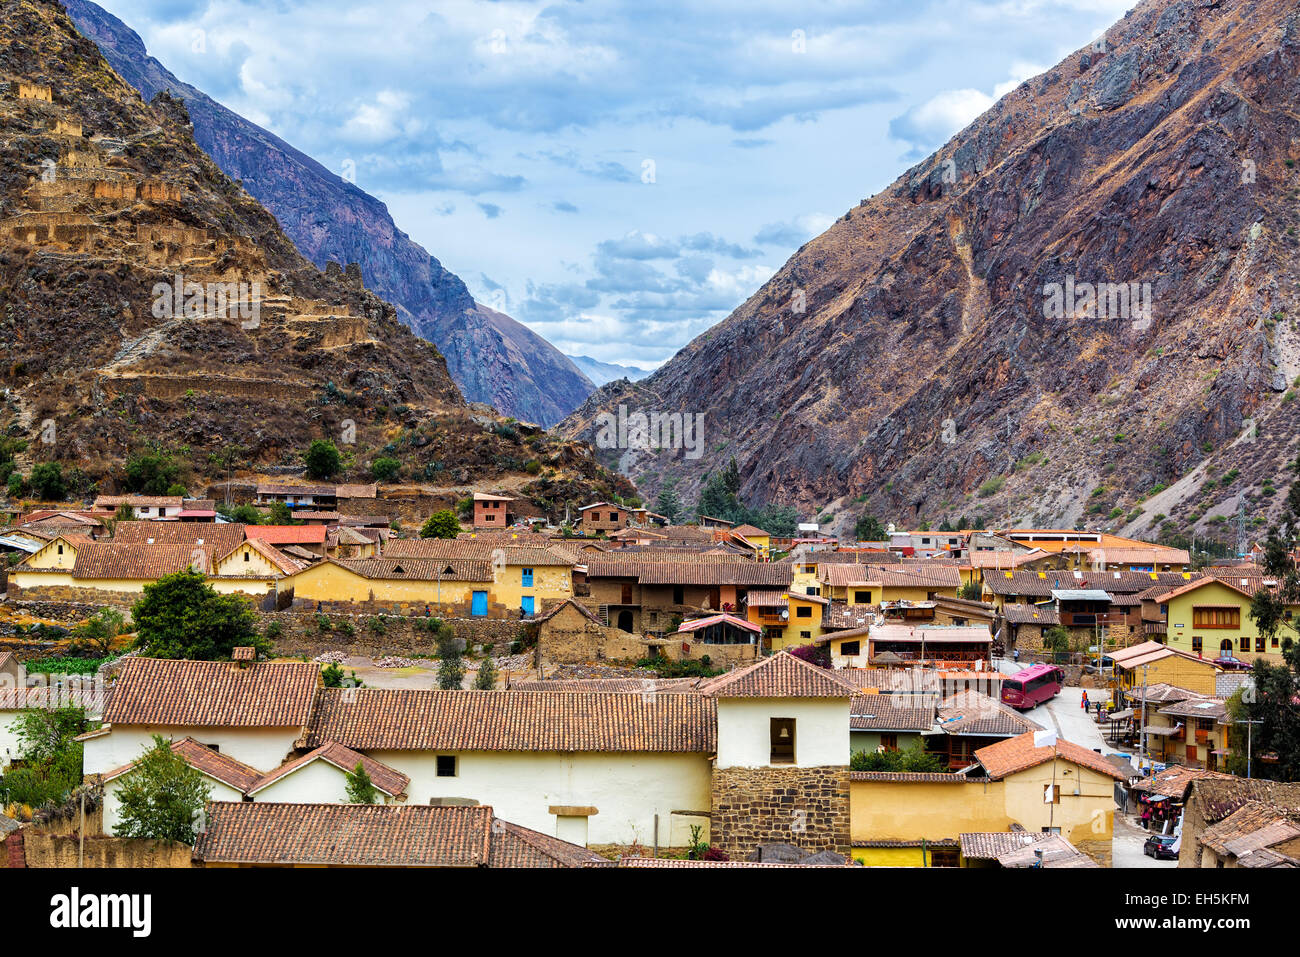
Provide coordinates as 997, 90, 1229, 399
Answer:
1140, 697, 1231, 771
743, 590, 828, 650
730, 524, 771, 560
1109, 641, 1221, 696
18, 533, 92, 571
818, 563, 962, 605
1154, 577, 1296, 665
849, 732, 1123, 866
382, 540, 573, 616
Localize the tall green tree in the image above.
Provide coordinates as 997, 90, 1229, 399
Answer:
131, 570, 263, 660
344, 762, 378, 804
124, 446, 183, 495
655, 480, 683, 524
435, 625, 465, 690
474, 655, 499, 690
854, 513, 886, 541
28, 462, 66, 500
113, 736, 211, 844
0, 706, 89, 807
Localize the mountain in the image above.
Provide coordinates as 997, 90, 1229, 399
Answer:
0, 0, 632, 511
562, 0, 1300, 543
566, 354, 652, 388
62, 0, 595, 427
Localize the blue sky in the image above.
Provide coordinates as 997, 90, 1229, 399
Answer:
96, 0, 1130, 370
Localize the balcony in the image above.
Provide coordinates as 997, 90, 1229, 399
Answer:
1143, 621, 1167, 636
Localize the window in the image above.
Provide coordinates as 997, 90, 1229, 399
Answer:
880, 733, 898, 751
1192, 636, 1203, 653
1240, 635, 1250, 653
672, 585, 684, 604
840, 640, 860, 657
1193, 607, 1240, 629
521, 567, 534, 587
1256, 635, 1266, 653
243, 550, 250, 562
800, 631, 811, 639
806, 586, 820, 597
853, 590, 872, 604
436, 755, 457, 777
770, 718, 795, 765
796, 606, 812, 618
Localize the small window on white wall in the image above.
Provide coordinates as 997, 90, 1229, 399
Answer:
770, 717, 795, 765
436, 755, 457, 777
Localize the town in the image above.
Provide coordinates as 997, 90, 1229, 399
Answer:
1, 476, 1297, 873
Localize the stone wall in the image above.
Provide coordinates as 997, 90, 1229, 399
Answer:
7, 584, 140, 608
710, 765, 851, 860
6, 598, 129, 623
255, 609, 527, 658
536, 607, 756, 668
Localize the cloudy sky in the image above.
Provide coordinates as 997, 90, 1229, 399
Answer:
96, 0, 1129, 370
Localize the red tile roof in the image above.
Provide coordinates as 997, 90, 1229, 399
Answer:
974, 731, 1127, 781
302, 688, 716, 752
248, 741, 409, 798
697, 651, 857, 698
244, 524, 328, 544
103, 658, 320, 728
100, 737, 262, 792
70, 542, 215, 579
192, 802, 494, 867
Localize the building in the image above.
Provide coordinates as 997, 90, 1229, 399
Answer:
849, 693, 935, 756
1109, 640, 1221, 697
1180, 778, 1300, 868
1153, 576, 1296, 664
91, 495, 185, 519
866, 624, 993, 667
283, 557, 497, 616
576, 502, 630, 533
742, 589, 830, 649
383, 540, 573, 616
192, 802, 607, 868
849, 731, 1123, 866
472, 492, 514, 529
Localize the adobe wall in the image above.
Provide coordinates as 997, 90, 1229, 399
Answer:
710, 765, 851, 860
14, 832, 194, 868
536, 611, 755, 667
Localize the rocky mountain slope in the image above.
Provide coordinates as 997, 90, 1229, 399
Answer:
563, 0, 1300, 544
63, 0, 595, 427
0, 0, 631, 511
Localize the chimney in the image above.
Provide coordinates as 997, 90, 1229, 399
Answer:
232, 646, 255, 668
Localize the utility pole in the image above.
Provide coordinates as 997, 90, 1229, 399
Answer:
1240, 718, 1263, 778
1139, 663, 1149, 771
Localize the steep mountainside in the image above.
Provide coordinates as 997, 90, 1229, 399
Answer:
567, 354, 652, 387
0, 0, 631, 510
63, 0, 595, 426
563, 0, 1300, 543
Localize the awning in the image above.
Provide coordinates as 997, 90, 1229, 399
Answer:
1141, 726, 1177, 735
1106, 709, 1134, 721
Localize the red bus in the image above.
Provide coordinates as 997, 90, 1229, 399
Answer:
1001, 664, 1065, 710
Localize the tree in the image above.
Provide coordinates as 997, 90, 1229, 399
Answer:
28, 462, 66, 500
267, 501, 296, 525
854, 513, 886, 541
68, 608, 126, 657
474, 655, 499, 690
655, 480, 683, 524
1043, 625, 1071, 661
218, 503, 263, 524
131, 570, 263, 660
344, 762, 378, 804
958, 580, 983, 601
696, 469, 742, 523
113, 736, 211, 844
751, 504, 798, 538
371, 457, 402, 482
850, 739, 947, 773
124, 446, 182, 495
435, 625, 465, 690
0, 706, 89, 807
420, 510, 460, 539
303, 439, 342, 480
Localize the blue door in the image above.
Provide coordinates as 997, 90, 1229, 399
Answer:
521, 596, 535, 616
471, 591, 488, 617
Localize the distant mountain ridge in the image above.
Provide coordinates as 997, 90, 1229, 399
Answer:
566, 354, 652, 387
62, 0, 595, 426
562, 0, 1300, 542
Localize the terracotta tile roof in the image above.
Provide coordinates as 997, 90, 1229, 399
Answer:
331, 557, 494, 582
301, 688, 717, 752
489, 820, 609, 868
636, 562, 792, 587
244, 524, 328, 545
1124, 682, 1204, 705
849, 693, 935, 731
837, 669, 941, 694
383, 539, 570, 567
936, 693, 1041, 737
248, 741, 409, 798
192, 802, 494, 867
974, 731, 1127, 781
697, 651, 857, 698
216, 537, 302, 576
959, 830, 1053, 860
994, 833, 1100, 868
507, 676, 702, 694
103, 658, 320, 728
824, 604, 876, 630
964, 548, 1050, 570
256, 484, 336, 497
1201, 801, 1300, 857
71, 542, 215, 579
100, 737, 262, 792
1151, 575, 1255, 603
94, 495, 184, 508
584, 555, 751, 580
730, 524, 770, 538
1159, 697, 1229, 722
531, 598, 605, 626
850, 771, 970, 783
817, 564, 881, 587
1131, 765, 1234, 799
1001, 603, 1059, 625
111, 521, 247, 553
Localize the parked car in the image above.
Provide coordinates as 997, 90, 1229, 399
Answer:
1143, 834, 1179, 860
1213, 655, 1252, 671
